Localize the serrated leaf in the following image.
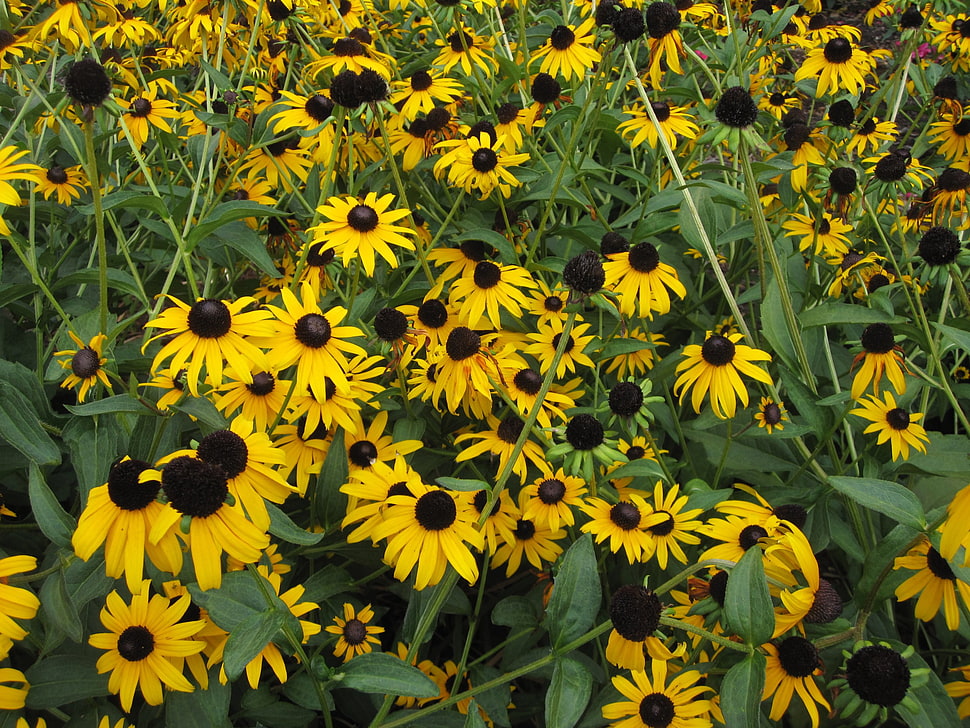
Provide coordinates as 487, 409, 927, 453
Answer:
546, 657, 592, 728
267, 501, 323, 545
28, 462, 75, 548
0, 380, 60, 465
828, 476, 926, 530
720, 653, 766, 728
223, 610, 285, 681
337, 653, 439, 698
723, 547, 773, 646
545, 535, 600, 647
436, 476, 490, 492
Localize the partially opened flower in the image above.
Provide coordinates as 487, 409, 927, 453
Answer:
325, 603, 384, 662
55, 332, 112, 402
673, 332, 772, 419
0, 556, 39, 642
894, 537, 970, 630
762, 636, 830, 728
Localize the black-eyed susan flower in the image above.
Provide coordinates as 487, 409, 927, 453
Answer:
519, 468, 587, 531
118, 89, 179, 149
940, 482, 970, 562
144, 296, 273, 397
641, 481, 703, 570
449, 260, 536, 329
929, 109, 970, 162
755, 397, 788, 433
673, 332, 772, 419
390, 642, 451, 708
275, 424, 328, 496
894, 537, 970, 630
945, 664, 970, 718
845, 116, 896, 157
504, 366, 580, 427
917, 225, 962, 266
526, 279, 570, 325
699, 513, 784, 564
466, 489, 519, 555
345, 410, 422, 471
831, 642, 924, 723
618, 101, 700, 150
759, 91, 802, 121
215, 368, 292, 431
605, 585, 675, 671
150, 455, 270, 590
605, 328, 665, 379
88, 584, 204, 711
342, 455, 424, 543
532, 19, 601, 82
455, 415, 549, 484
36, 164, 86, 205
257, 282, 366, 397
443, 133, 531, 200
326, 603, 384, 662
390, 70, 463, 122
644, 1, 686, 88
309, 193, 415, 276
72, 457, 182, 595
61, 57, 113, 104
427, 239, 494, 295
55, 332, 112, 402
849, 391, 929, 461
430, 327, 506, 416
580, 494, 661, 563
850, 322, 908, 400
0, 556, 39, 642
795, 37, 876, 97
929, 168, 970, 228
492, 509, 565, 577
762, 636, 830, 728
370, 482, 485, 590
602, 647, 712, 726
270, 91, 335, 132
604, 241, 686, 318
562, 249, 606, 294
434, 28, 495, 76
782, 211, 852, 256
524, 319, 597, 378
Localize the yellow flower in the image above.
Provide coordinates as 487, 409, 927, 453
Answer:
325, 603, 385, 662
850, 391, 929, 461
673, 332, 772, 419
55, 332, 112, 402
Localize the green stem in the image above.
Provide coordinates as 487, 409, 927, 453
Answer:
659, 615, 752, 654
82, 118, 109, 334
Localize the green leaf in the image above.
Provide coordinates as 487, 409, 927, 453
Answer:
545, 535, 601, 647
0, 380, 60, 465
469, 664, 511, 727
678, 188, 719, 252
84, 190, 170, 218
604, 458, 666, 484
337, 652, 439, 698
25, 654, 109, 708
436, 476, 490, 492
828, 476, 926, 530
266, 502, 323, 545
190, 571, 278, 631
800, 303, 897, 328
186, 201, 282, 248
600, 338, 655, 359
172, 396, 228, 430
545, 657, 592, 728
463, 700, 489, 728
28, 463, 76, 548
454, 229, 518, 267
198, 220, 280, 278
223, 609, 286, 681
311, 427, 348, 529
51, 268, 148, 304
687, 430, 797, 473
166, 675, 232, 728
65, 394, 149, 416
854, 521, 920, 607
61, 415, 127, 499
0, 358, 49, 416
723, 546, 773, 646
933, 322, 970, 355
761, 281, 797, 371
301, 566, 353, 606
897, 646, 963, 728
719, 653, 766, 728
39, 568, 83, 644
0, 282, 37, 308
492, 595, 539, 628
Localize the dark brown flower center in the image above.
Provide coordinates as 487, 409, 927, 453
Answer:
473, 260, 501, 288
885, 408, 910, 430
445, 326, 480, 360
777, 636, 820, 677
823, 37, 852, 63
609, 585, 661, 640
610, 501, 641, 530
537, 478, 566, 504
471, 148, 499, 173
107, 458, 158, 510
550, 25, 575, 49
343, 618, 367, 644
294, 313, 332, 348
513, 368, 542, 395
117, 625, 155, 661
71, 347, 101, 378
700, 335, 735, 366
348, 440, 379, 467
347, 204, 379, 232
197, 430, 249, 478
246, 371, 276, 396
738, 524, 768, 549
638, 694, 675, 727
414, 490, 457, 531
187, 299, 232, 338
162, 456, 228, 518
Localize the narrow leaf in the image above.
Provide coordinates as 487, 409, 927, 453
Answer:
829, 476, 926, 530
266, 502, 323, 545
545, 657, 592, 728
337, 653, 439, 698
28, 463, 76, 548
545, 535, 601, 647
223, 610, 285, 681
436, 476, 490, 492
723, 546, 773, 646
720, 654, 766, 728
0, 380, 60, 465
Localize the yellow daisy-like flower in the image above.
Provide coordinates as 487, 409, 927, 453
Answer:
370, 481, 485, 590
344, 409, 423, 471
269, 90, 335, 132
443, 133, 531, 200
641, 481, 703, 570
849, 391, 929, 461
256, 281, 366, 398
35, 164, 86, 205
754, 397, 788, 433
0, 556, 40, 642
928, 109, 970, 162
88, 584, 204, 711
492, 506, 566, 577
762, 637, 830, 728
144, 296, 274, 397
673, 332, 773, 419
454, 415, 549, 484
580, 494, 664, 564
117, 88, 179, 149
309, 193, 415, 276
149, 455, 270, 590
72, 457, 182, 595
275, 424, 328, 496
434, 28, 495, 76
845, 117, 896, 157
390, 69, 463, 122
895, 536, 970, 630
325, 603, 384, 662
429, 327, 509, 416
215, 367, 293, 431
940, 482, 970, 562
524, 319, 597, 379
605, 328, 665, 378
342, 455, 424, 542
519, 468, 587, 531
0, 146, 45, 210
55, 332, 112, 402
850, 323, 908, 400
604, 241, 686, 318
531, 19, 601, 82
782, 212, 853, 256
449, 260, 536, 329
617, 101, 699, 150
794, 37, 876, 97
602, 659, 713, 728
